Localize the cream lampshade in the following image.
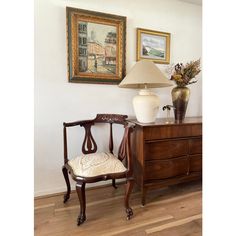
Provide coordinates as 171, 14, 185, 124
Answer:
119, 60, 173, 123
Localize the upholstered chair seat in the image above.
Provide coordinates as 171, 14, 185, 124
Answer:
68, 152, 127, 177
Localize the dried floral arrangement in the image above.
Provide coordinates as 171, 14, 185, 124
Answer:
170, 59, 201, 87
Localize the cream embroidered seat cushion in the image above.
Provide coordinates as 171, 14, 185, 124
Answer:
68, 152, 127, 177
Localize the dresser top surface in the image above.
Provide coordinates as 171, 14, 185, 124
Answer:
128, 116, 202, 127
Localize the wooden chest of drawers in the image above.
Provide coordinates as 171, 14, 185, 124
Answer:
129, 117, 202, 205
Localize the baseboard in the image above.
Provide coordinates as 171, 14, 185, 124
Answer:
34, 179, 125, 199
34, 186, 69, 198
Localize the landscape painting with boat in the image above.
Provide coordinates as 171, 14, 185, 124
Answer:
137, 28, 170, 64
141, 33, 166, 60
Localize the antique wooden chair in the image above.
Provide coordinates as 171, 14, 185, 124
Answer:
62, 114, 134, 225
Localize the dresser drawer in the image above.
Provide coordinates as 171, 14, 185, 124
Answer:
189, 154, 202, 172
144, 124, 202, 140
189, 138, 202, 154
145, 139, 188, 160
145, 156, 188, 180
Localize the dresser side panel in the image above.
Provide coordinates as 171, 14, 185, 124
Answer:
131, 126, 144, 187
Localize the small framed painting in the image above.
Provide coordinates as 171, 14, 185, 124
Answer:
66, 7, 126, 84
136, 28, 170, 64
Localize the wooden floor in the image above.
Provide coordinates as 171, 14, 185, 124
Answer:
35, 181, 202, 236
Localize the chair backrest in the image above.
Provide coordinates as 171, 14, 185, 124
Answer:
81, 114, 128, 155
63, 114, 130, 164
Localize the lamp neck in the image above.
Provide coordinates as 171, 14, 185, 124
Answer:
139, 88, 155, 96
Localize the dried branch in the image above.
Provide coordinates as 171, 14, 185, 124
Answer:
170, 59, 201, 86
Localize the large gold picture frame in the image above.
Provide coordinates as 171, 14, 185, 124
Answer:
136, 28, 170, 64
67, 7, 126, 84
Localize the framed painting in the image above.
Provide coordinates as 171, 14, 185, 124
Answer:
136, 28, 170, 64
66, 7, 126, 84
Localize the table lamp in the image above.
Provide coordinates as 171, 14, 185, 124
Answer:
119, 60, 173, 123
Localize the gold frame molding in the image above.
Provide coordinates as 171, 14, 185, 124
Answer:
136, 28, 170, 64
67, 7, 126, 84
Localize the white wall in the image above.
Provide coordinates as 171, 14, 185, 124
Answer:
35, 0, 202, 196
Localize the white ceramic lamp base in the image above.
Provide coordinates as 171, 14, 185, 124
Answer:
133, 89, 159, 123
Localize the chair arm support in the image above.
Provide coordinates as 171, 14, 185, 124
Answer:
118, 124, 135, 173
125, 125, 135, 174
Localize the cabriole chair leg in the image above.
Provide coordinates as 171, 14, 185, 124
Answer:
62, 166, 71, 203
112, 179, 117, 189
76, 182, 86, 226
124, 178, 134, 220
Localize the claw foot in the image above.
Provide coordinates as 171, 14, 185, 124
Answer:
113, 184, 118, 189
63, 193, 70, 203
77, 214, 86, 226
126, 207, 133, 220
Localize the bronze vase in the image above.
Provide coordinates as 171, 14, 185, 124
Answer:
171, 86, 190, 122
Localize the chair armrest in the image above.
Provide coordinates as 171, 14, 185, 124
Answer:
63, 119, 94, 127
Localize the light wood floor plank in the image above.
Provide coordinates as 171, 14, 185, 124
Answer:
35, 181, 202, 236
102, 215, 174, 236
146, 214, 202, 234
35, 203, 55, 210
54, 192, 140, 212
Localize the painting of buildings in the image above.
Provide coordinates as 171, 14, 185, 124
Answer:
78, 22, 117, 74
